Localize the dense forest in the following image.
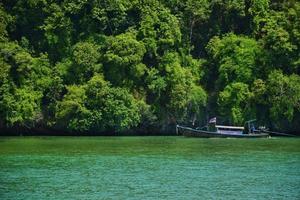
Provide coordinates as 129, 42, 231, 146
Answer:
0, 0, 299, 135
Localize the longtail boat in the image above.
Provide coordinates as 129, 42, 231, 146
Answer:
177, 118, 269, 138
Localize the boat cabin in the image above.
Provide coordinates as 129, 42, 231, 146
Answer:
216, 125, 244, 135
208, 119, 257, 135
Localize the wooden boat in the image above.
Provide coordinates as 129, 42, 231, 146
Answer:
177, 125, 269, 138
176, 119, 269, 138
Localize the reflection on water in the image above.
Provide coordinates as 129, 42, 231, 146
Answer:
0, 137, 299, 199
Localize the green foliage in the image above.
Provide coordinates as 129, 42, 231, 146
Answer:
0, 4, 13, 41
100, 87, 141, 131
251, 79, 267, 104
254, 2, 300, 73
0, 0, 299, 134
0, 41, 53, 127
206, 33, 263, 89
104, 32, 146, 87
248, 0, 270, 28
56, 41, 102, 84
41, 3, 72, 61
55, 75, 141, 132
266, 70, 300, 124
1, 87, 42, 127
138, 5, 181, 58
55, 85, 94, 132
218, 82, 254, 125
150, 51, 207, 123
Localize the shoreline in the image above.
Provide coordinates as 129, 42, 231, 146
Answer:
0, 127, 177, 137
1, 125, 299, 137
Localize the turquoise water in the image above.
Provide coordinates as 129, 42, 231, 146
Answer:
0, 137, 299, 199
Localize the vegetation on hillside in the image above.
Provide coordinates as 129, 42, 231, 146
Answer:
0, 0, 299, 134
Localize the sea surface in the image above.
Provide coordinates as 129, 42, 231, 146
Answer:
0, 136, 299, 199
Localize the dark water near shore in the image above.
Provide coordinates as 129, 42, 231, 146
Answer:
0, 137, 299, 199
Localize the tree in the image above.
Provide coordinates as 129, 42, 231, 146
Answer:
254, 2, 300, 74
55, 41, 102, 84
0, 4, 13, 41
104, 32, 146, 88
206, 33, 263, 90
138, 4, 181, 60
1, 87, 42, 127
218, 82, 254, 125
85, 75, 141, 132
0, 41, 53, 128
41, 3, 73, 61
100, 87, 141, 131
55, 75, 141, 133
266, 70, 300, 130
55, 85, 94, 132
147, 51, 207, 124
184, 0, 210, 47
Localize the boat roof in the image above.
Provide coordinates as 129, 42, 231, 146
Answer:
216, 125, 244, 130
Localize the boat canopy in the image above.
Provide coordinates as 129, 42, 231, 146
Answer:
216, 125, 244, 130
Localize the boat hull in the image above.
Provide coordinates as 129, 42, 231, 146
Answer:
261, 130, 297, 137
177, 126, 269, 138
